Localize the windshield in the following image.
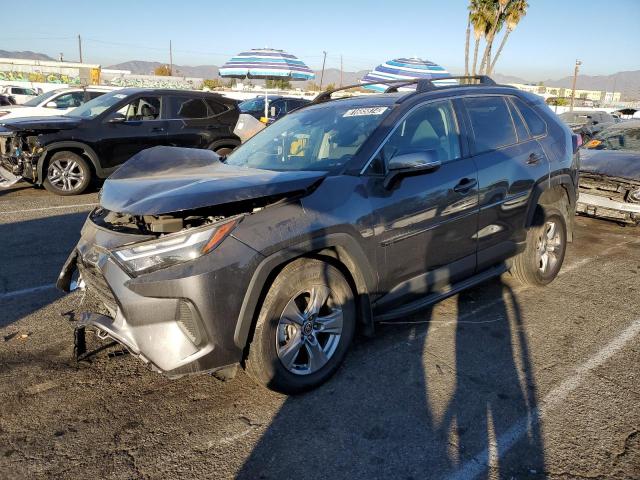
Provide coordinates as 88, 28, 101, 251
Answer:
559, 112, 590, 124
239, 97, 266, 113
592, 127, 640, 152
23, 90, 60, 107
226, 103, 391, 172
67, 91, 127, 118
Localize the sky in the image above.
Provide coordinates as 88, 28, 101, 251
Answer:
1, 0, 639, 81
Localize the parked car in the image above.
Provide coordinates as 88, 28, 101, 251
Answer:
57, 77, 579, 393
0, 86, 116, 120
559, 110, 615, 141
0, 88, 241, 195
0, 85, 39, 104
239, 95, 310, 123
0, 94, 16, 106
577, 121, 640, 225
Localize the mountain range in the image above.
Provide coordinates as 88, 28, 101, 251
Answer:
0, 51, 637, 100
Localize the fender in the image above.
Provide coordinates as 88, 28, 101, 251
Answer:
233, 232, 377, 349
525, 173, 577, 239
37, 141, 107, 184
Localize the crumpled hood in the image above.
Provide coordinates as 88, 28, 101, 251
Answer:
100, 146, 327, 215
0, 115, 83, 131
580, 149, 640, 181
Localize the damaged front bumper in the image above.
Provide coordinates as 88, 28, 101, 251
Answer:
58, 215, 263, 377
0, 132, 42, 188
577, 192, 640, 224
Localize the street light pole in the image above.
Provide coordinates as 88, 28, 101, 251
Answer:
569, 59, 581, 112
319, 51, 327, 90
78, 35, 83, 63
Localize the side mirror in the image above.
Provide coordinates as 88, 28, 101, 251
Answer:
108, 114, 126, 123
384, 151, 441, 189
45, 101, 58, 108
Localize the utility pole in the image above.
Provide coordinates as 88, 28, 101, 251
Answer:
319, 51, 327, 89
169, 40, 173, 76
340, 54, 343, 87
78, 35, 83, 63
59, 53, 64, 62
569, 59, 581, 112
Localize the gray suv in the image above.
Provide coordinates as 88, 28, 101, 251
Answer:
58, 77, 580, 393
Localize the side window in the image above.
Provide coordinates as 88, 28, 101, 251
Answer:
206, 99, 227, 115
511, 97, 546, 137
168, 97, 209, 119
465, 96, 517, 153
371, 100, 461, 174
118, 96, 161, 121
53, 92, 84, 108
507, 98, 530, 142
270, 99, 284, 116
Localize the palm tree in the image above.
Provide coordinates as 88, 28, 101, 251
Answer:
488, 0, 528, 74
469, 0, 491, 76
479, 0, 509, 75
464, 13, 471, 76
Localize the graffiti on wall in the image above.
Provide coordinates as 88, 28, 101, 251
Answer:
0, 70, 81, 84
106, 75, 202, 90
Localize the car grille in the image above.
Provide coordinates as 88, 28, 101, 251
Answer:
78, 260, 118, 314
579, 175, 628, 203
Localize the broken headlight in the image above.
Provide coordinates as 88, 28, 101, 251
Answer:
629, 187, 640, 203
112, 218, 238, 276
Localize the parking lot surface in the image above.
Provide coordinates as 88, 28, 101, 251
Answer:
1, 185, 639, 479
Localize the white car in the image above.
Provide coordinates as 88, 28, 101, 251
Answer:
0, 85, 39, 104
0, 87, 117, 120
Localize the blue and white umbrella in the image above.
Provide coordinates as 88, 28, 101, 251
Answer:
361, 57, 456, 92
220, 48, 315, 118
219, 48, 315, 81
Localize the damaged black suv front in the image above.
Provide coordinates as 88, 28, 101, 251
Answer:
577, 121, 640, 225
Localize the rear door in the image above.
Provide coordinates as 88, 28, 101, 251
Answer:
463, 95, 548, 270
365, 99, 479, 310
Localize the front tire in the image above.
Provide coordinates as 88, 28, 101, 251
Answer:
245, 259, 356, 394
43, 151, 92, 196
510, 207, 567, 286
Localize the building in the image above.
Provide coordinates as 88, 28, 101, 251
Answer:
508, 83, 621, 105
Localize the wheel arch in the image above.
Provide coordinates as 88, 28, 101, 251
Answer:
234, 233, 376, 358
526, 174, 576, 242
37, 142, 103, 185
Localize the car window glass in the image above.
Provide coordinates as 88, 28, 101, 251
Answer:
88, 91, 106, 100
52, 92, 84, 108
596, 128, 640, 151
375, 100, 461, 172
465, 96, 517, 153
117, 96, 161, 121
511, 97, 546, 137
169, 97, 209, 119
206, 99, 227, 115
507, 98, 530, 142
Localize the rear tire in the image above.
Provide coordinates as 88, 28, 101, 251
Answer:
245, 258, 356, 394
510, 206, 567, 286
43, 151, 92, 196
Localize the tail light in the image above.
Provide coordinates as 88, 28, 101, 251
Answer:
572, 134, 582, 154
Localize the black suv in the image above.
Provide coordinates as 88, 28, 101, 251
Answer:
0, 88, 240, 195
58, 77, 579, 393
239, 95, 310, 122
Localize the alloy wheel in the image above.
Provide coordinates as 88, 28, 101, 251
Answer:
536, 220, 562, 274
276, 285, 343, 376
48, 158, 85, 192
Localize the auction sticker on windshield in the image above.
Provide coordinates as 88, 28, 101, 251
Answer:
343, 107, 388, 117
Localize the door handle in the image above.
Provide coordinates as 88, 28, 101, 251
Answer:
151, 127, 165, 133
453, 177, 477, 194
526, 153, 541, 165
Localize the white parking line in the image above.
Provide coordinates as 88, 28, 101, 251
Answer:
0, 284, 56, 300
447, 317, 640, 480
0, 203, 97, 215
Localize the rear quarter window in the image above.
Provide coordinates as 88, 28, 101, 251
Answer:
511, 97, 547, 137
464, 96, 517, 153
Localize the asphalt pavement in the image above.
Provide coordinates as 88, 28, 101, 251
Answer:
1, 184, 639, 480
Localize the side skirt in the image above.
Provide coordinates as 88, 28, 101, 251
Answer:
374, 264, 508, 322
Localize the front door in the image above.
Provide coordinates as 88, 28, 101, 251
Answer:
364, 99, 479, 310
97, 95, 168, 169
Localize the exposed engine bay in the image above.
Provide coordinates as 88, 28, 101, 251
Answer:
0, 132, 43, 186
577, 173, 640, 225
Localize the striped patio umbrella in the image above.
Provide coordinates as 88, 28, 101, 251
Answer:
220, 48, 315, 118
360, 57, 455, 92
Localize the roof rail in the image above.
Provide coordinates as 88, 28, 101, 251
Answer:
310, 76, 498, 105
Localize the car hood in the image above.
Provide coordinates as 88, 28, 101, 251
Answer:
580, 149, 640, 181
0, 115, 82, 131
100, 146, 328, 215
